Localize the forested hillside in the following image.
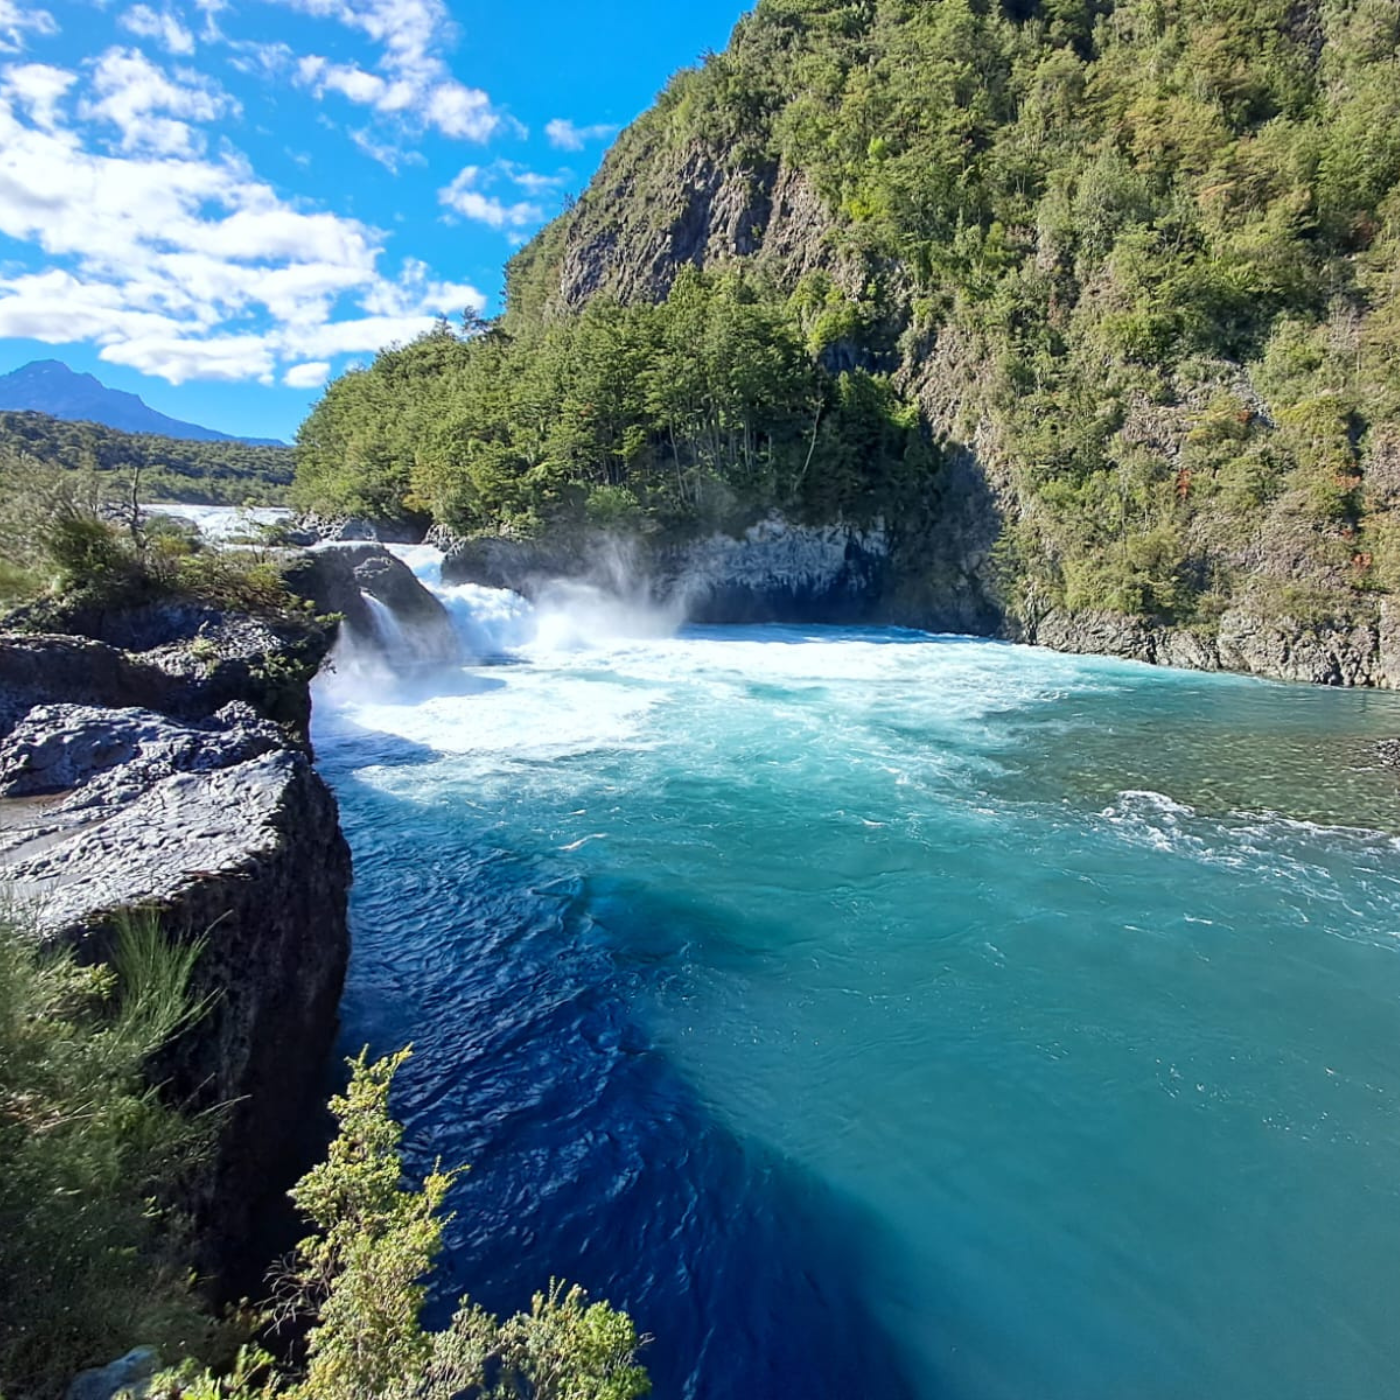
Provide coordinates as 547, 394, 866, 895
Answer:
295, 0, 1400, 639
0, 412, 295, 506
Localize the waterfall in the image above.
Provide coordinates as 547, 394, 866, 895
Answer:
386, 544, 684, 657
364, 594, 408, 654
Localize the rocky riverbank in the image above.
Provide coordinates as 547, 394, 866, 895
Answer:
0, 572, 363, 1279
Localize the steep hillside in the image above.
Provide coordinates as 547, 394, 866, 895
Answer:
0, 361, 286, 446
296, 0, 1400, 677
0, 411, 295, 506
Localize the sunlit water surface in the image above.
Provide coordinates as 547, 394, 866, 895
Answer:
311, 557, 1400, 1400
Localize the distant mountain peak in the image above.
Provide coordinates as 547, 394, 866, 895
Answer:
0, 360, 287, 447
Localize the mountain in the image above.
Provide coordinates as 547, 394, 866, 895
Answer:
0, 361, 287, 447
293, 0, 1400, 683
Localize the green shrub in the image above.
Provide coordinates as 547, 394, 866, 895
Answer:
156, 1049, 650, 1400
0, 908, 212, 1397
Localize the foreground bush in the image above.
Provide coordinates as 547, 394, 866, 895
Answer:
0, 910, 212, 1396
157, 1049, 651, 1400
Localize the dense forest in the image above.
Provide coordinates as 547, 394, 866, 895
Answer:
0, 412, 295, 507
295, 0, 1400, 631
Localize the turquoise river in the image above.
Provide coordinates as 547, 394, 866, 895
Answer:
311, 551, 1400, 1400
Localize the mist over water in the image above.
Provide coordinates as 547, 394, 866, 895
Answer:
312, 550, 1400, 1400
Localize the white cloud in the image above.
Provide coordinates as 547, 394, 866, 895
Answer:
496, 161, 571, 196
545, 117, 617, 152
0, 0, 57, 54
425, 81, 493, 140
81, 47, 236, 155
439, 165, 544, 230
2, 62, 76, 129
277, 0, 499, 151
227, 38, 293, 77
101, 330, 277, 384
119, 5, 196, 57
0, 84, 486, 385
190, 0, 227, 41
284, 360, 330, 388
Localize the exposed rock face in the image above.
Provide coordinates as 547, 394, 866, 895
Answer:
439, 518, 892, 625
1, 599, 335, 736
66, 1346, 158, 1400
0, 605, 352, 1280
0, 702, 282, 808
290, 512, 426, 545
545, 136, 849, 314
439, 533, 592, 594
1018, 603, 1397, 687
660, 518, 892, 623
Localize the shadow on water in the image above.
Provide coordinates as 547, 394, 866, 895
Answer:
332, 779, 931, 1400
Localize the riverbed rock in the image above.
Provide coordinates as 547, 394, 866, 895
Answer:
1016, 603, 1394, 686
292, 512, 426, 545
439, 532, 589, 593
0, 586, 352, 1283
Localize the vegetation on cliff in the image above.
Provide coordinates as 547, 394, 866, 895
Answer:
295, 0, 1400, 633
292, 277, 931, 537
156, 1049, 649, 1400
0, 412, 294, 509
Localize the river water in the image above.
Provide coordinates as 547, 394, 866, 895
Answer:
311, 549, 1400, 1400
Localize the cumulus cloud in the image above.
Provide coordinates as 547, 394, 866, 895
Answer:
2, 62, 76, 129
81, 47, 237, 155
119, 4, 196, 56
438, 164, 544, 230
544, 117, 617, 151
226, 38, 294, 77
493, 160, 571, 195
0, 77, 486, 385
284, 360, 331, 388
0, 0, 57, 54
280, 0, 500, 150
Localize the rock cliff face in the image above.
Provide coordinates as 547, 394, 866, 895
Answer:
0, 597, 353, 1278
659, 517, 892, 623
285, 544, 461, 668
1018, 601, 1400, 687
439, 518, 892, 624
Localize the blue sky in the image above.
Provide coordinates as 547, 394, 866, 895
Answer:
0, 0, 744, 441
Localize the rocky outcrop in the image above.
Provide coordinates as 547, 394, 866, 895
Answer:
0, 602, 352, 1281
288, 512, 426, 545
66, 1347, 158, 1400
1018, 601, 1398, 687
0, 729, 349, 1269
439, 518, 893, 624
0, 701, 282, 808
1, 598, 335, 736
283, 544, 460, 667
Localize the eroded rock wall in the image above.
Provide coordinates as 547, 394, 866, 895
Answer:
0, 609, 353, 1281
